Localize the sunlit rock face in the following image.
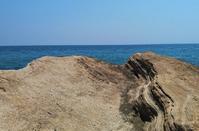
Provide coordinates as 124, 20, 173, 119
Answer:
0, 52, 198, 131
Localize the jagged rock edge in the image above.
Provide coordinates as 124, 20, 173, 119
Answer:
119, 55, 192, 131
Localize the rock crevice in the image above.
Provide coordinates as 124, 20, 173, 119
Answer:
120, 53, 193, 131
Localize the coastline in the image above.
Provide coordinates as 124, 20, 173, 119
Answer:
0, 52, 198, 130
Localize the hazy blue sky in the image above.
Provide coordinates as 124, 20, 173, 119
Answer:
0, 0, 199, 45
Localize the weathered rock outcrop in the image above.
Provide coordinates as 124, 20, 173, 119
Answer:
0, 52, 198, 131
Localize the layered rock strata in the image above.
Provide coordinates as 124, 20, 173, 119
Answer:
0, 52, 198, 131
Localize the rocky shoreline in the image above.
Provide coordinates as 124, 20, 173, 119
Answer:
0, 52, 198, 131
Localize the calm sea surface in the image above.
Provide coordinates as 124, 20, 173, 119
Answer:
0, 44, 199, 70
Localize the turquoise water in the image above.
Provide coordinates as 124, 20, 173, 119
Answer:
0, 44, 199, 70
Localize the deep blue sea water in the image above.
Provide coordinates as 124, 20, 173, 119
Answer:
0, 44, 199, 70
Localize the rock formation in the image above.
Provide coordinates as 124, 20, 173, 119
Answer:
0, 52, 198, 131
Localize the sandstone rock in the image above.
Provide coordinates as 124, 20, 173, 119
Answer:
0, 52, 198, 131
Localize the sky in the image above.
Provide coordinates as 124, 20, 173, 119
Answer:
0, 0, 199, 45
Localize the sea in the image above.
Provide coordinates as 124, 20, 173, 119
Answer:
0, 44, 199, 70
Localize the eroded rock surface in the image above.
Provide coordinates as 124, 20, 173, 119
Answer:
0, 52, 198, 131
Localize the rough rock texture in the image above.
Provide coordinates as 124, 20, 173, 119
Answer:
0, 52, 198, 131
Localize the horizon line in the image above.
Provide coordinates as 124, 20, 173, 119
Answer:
0, 43, 199, 46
